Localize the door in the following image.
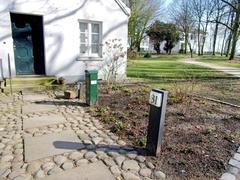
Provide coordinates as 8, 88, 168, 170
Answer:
12, 23, 34, 75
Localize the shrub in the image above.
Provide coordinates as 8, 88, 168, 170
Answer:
127, 50, 138, 60
144, 53, 152, 58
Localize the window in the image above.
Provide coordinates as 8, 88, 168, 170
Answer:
79, 21, 102, 58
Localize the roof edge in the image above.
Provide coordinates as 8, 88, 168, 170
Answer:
114, 0, 131, 16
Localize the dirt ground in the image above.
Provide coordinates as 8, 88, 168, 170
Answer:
87, 83, 240, 179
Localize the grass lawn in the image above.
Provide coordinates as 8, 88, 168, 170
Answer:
127, 55, 233, 81
197, 55, 240, 68
127, 54, 240, 106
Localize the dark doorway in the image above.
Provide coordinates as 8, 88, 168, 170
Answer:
10, 13, 45, 75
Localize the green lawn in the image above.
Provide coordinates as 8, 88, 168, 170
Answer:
127, 55, 240, 105
197, 55, 240, 68
127, 55, 234, 81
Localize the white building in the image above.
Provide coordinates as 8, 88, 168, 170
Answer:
145, 26, 240, 55
0, 0, 130, 82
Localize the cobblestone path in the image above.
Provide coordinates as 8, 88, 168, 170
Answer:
0, 93, 166, 180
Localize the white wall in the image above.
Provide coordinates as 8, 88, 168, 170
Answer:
0, 0, 129, 82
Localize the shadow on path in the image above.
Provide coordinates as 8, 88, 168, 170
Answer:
53, 141, 148, 156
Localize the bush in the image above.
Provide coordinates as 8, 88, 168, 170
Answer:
143, 53, 152, 58
127, 50, 138, 59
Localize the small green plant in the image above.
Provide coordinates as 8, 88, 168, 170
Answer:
97, 106, 110, 116
102, 115, 115, 123
135, 135, 147, 146
122, 87, 132, 95
111, 121, 127, 133
58, 77, 65, 85
144, 53, 152, 58
178, 158, 188, 166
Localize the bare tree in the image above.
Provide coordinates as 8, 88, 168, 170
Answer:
220, 0, 240, 60
170, 0, 195, 57
212, 0, 226, 55
128, 0, 164, 52
191, 0, 215, 56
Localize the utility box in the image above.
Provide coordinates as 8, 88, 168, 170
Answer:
85, 70, 98, 106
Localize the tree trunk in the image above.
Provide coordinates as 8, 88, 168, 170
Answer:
184, 32, 188, 54
213, 21, 219, 55
197, 22, 201, 56
229, 10, 240, 60
201, 36, 206, 55
225, 33, 232, 57
221, 12, 231, 56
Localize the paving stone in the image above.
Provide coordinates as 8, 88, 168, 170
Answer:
126, 151, 138, 159
115, 156, 125, 166
92, 137, 103, 144
22, 104, 57, 114
154, 171, 166, 179
0, 169, 11, 178
27, 161, 41, 175
136, 156, 146, 163
122, 172, 141, 180
0, 143, 5, 149
139, 168, 152, 177
24, 130, 83, 162
48, 166, 63, 175
107, 151, 120, 158
42, 162, 55, 171
23, 114, 66, 129
103, 158, 116, 167
8, 169, 25, 179
229, 159, 240, 168
34, 169, 45, 178
220, 173, 236, 180
62, 161, 74, 170
54, 155, 67, 165
122, 160, 140, 171
233, 153, 240, 161
229, 166, 240, 176
110, 165, 121, 176
1, 154, 14, 162
42, 161, 115, 180
69, 151, 83, 160
76, 159, 89, 166
13, 174, 32, 180
84, 152, 97, 160
146, 162, 155, 169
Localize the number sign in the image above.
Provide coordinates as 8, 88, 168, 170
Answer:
149, 91, 162, 107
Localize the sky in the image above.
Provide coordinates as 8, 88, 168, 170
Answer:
164, 0, 173, 6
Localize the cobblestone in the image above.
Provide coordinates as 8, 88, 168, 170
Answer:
0, 93, 167, 179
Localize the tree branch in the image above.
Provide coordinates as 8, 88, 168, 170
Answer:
221, 0, 237, 11
209, 20, 233, 31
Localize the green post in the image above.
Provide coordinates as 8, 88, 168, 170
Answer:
85, 70, 98, 106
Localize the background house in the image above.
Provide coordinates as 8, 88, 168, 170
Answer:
0, 0, 130, 82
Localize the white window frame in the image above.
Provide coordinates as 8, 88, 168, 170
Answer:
78, 20, 103, 59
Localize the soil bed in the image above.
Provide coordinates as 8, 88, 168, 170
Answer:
87, 83, 240, 179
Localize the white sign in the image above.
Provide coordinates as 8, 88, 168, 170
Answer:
91, 80, 97, 85
149, 91, 162, 107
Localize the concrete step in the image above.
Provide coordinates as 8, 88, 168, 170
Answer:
5, 76, 57, 85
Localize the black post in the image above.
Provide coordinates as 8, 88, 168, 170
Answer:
146, 89, 168, 156
77, 82, 81, 100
